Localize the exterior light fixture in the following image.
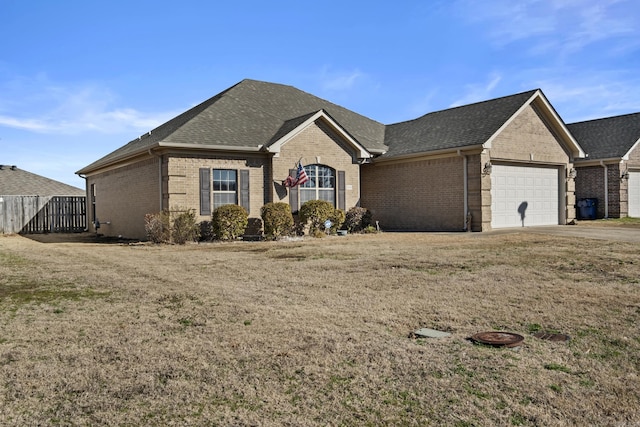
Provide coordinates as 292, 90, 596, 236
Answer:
568, 168, 577, 180
621, 170, 629, 181
483, 161, 492, 175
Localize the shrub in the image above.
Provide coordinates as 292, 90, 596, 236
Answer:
212, 205, 248, 240
261, 202, 294, 240
145, 209, 200, 244
198, 220, 215, 242
329, 209, 346, 234
144, 211, 170, 243
171, 209, 200, 244
299, 200, 335, 234
344, 207, 373, 233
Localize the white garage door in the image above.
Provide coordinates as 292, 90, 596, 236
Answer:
491, 165, 560, 228
629, 171, 640, 217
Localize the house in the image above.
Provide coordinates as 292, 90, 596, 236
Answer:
0, 165, 85, 234
567, 113, 640, 219
76, 79, 584, 240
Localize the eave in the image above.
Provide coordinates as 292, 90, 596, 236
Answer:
76, 142, 264, 176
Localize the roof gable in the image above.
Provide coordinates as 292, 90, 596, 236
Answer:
265, 110, 372, 159
567, 112, 640, 160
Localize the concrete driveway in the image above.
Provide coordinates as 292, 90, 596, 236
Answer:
491, 225, 640, 243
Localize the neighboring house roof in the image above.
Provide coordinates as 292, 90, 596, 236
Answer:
78, 79, 386, 174
0, 165, 85, 196
567, 112, 640, 161
382, 89, 585, 160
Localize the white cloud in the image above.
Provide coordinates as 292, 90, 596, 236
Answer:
318, 67, 365, 91
450, 73, 502, 107
531, 73, 640, 122
456, 0, 639, 56
0, 75, 176, 135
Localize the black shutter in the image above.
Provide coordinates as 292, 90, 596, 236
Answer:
338, 170, 346, 210
240, 169, 250, 213
199, 168, 211, 215
288, 168, 298, 213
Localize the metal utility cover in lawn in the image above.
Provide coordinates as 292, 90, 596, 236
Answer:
414, 328, 451, 338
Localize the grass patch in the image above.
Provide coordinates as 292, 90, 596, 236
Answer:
0, 232, 639, 425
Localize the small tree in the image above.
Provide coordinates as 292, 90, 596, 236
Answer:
299, 200, 336, 235
212, 205, 248, 240
261, 202, 294, 240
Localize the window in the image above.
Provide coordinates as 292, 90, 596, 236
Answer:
213, 169, 237, 208
300, 165, 335, 207
199, 168, 250, 214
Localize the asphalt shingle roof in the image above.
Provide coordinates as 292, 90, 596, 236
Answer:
79, 80, 386, 173
382, 90, 538, 158
0, 166, 85, 196
567, 112, 640, 160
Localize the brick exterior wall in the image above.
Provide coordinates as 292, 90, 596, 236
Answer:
271, 120, 361, 211
361, 156, 466, 231
166, 153, 268, 223
85, 156, 161, 240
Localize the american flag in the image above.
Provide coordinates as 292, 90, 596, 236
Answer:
283, 162, 309, 187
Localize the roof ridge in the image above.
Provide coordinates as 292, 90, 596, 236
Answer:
388, 89, 539, 127
568, 111, 640, 126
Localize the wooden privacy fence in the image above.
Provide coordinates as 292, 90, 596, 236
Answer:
0, 196, 86, 234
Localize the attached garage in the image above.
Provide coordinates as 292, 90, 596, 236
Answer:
629, 171, 640, 217
491, 164, 560, 228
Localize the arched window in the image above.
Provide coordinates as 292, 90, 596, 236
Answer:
300, 164, 335, 207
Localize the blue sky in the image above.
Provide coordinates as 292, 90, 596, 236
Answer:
2, 0, 639, 188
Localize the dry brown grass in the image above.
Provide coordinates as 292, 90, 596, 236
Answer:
1, 231, 639, 426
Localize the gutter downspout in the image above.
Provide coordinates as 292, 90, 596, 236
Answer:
458, 150, 469, 231
149, 149, 163, 211
600, 160, 609, 219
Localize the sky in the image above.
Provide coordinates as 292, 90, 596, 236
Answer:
1, 0, 639, 188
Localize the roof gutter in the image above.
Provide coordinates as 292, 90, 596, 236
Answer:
76, 142, 264, 175
372, 144, 484, 164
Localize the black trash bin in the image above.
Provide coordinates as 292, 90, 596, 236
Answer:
577, 198, 597, 220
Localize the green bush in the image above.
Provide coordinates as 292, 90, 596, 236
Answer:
171, 209, 200, 244
212, 205, 248, 240
299, 200, 336, 234
344, 207, 373, 233
261, 202, 294, 240
329, 209, 346, 234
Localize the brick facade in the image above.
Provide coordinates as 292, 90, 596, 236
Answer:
166, 154, 268, 222
361, 156, 466, 231
86, 156, 161, 239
